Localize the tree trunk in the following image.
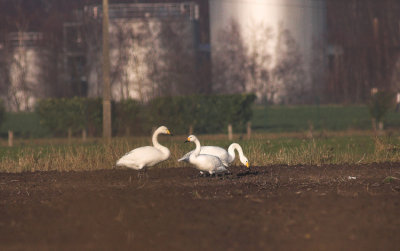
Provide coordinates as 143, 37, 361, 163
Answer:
246, 122, 251, 140
82, 129, 87, 142
8, 130, 13, 147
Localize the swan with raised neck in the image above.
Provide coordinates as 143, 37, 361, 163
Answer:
116, 126, 172, 170
152, 126, 171, 156
185, 135, 229, 175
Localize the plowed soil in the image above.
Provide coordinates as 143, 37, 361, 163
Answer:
1, 164, 400, 250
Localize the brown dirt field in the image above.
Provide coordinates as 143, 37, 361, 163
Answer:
1, 164, 400, 250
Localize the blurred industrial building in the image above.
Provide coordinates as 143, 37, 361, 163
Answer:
0, 0, 399, 111
64, 2, 201, 102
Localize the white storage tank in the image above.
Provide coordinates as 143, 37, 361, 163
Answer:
209, 0, 327, 103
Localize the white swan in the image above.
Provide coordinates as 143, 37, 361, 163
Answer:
116, 126, 172, 170
185, 135, 229, 175
178, 143, 249, 168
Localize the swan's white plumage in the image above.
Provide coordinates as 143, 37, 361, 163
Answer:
117, 146, 167, 169
178, 143, 249, 168
185, 135, 229, 175
116, 126, 171, 170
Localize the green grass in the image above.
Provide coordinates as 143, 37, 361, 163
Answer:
251, 105, 400, 132
1, 133, 400, 173
1, 105, 400, 173
2, 105, 400, 138
0, 112, 50, 138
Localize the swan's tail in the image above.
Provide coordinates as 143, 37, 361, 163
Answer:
222, 161, 229, 167
178, 152, 191, 162
116, 159, 125, 167
178, 156, 188, 162
215, 165, 230, 174
116, 156, 132, 168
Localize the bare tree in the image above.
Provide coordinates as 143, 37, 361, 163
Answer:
141, 18, 200, 99
1, 2, 33, 111
0, 35, 11, 105
326, 0, 400, 103
156, 20, 197, 96
246, 23, 273, 103
110, 21, 139, 100
85, 14, 191, 102
83, 11, 102, 98
212, 20, 308, 104
273, 27, 307, 104
144, 24, 162, 99
8, 42, 30, 111
212, 19, 248, 94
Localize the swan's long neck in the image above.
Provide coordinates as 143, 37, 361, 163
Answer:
152, 129, 168, 154
152, 130, 162, 148
193, 138, 201, 157
228, 143, 243, 163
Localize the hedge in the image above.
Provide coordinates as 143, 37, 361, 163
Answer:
0, 112, 49, 138
113, 99, 143, 136
35, 94, 256, 137
147, 94, 256, 134
367, 91, 395, 123
36, 97, 100, 137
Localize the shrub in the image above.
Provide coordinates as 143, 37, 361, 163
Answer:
224, 94, 256, 132
113, 99, 144, 136
147, 94, 256, 134
368, 91, 395, 129
146, 96, 201, 134
36, 97, 144, 137
36, 95, 256, 137
0, 112, 50, 138
85, 98, 103, 136
36, 97, 103, 137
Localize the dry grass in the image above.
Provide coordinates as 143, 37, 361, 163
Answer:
1, 131, 400, 173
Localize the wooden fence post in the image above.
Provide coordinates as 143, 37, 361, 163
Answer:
228, 124, 233, 140
68, 128, 72, 141
189, 125, 193, 135
8, 130, 13, 147
82, 129, 87, 142
307, 121, 314, 139
125, 126, 131, 137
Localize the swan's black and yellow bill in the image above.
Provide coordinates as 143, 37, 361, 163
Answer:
184, 137, 190, 143
246, 162, 250, 168
166, 129, 173, 136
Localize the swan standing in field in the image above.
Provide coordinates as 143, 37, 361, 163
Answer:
116, 126, 172, 174
178, 143, 250, 168
185, 135, 229, 176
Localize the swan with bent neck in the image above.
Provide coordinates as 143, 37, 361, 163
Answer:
185, 135, 229, 175
116, 126, 172, 170
179, 142, 249, 168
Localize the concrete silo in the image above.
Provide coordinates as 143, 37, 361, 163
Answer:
209, 0, 327, 103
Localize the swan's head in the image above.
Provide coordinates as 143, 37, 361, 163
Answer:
240, 156, 250, 168
157, 126, 172, 135
185, 135, 197, 143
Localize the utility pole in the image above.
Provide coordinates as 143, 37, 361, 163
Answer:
102, 0, 112, 140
